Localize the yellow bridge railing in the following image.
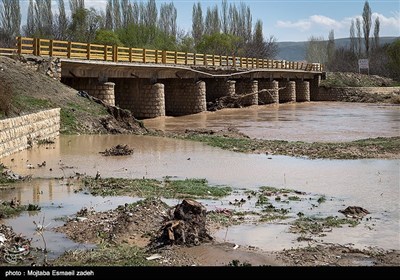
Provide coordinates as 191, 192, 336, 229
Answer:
0, 36, 323, 72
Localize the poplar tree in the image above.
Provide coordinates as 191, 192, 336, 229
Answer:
362, 0, 372, 55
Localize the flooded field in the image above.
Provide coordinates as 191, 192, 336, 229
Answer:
0, 102, 399, 262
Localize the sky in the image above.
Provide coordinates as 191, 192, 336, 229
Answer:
18, 0, 400, 42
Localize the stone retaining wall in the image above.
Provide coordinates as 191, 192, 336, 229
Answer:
0, 108, 60, 158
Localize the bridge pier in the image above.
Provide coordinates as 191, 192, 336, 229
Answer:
235, 80, 258, 106
310, 75, 321, 101
258, 80, 279, 104
164, 79, 206, 116
63, 78, 115, 106
205, 79, 236, 102
279, 80, 296, 103
295, 80, 310, 102
113, 79, 165, 119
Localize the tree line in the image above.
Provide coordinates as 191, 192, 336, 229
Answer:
305, 1, 399, 79
0, 0, 277, 59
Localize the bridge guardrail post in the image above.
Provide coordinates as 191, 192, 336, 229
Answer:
113, 45, 118, 62
49, 39, 53, 57
86, 43, 91, 60
17, 36, 22, 54
162, 50, 166, 64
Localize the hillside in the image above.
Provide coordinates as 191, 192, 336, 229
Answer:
276, 36, 399, 61
0, 56, 146, 135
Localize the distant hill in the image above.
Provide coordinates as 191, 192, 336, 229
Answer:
276, 36, 399, 61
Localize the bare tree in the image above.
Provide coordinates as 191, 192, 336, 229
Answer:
205, 5, 220, 35
356, 18, 362, 56
112, 0, 121, 30
132, 1, 140, 25
144, 0, 157, 28
246, 20, 277, 59
24, 0, 35, 37
121, 0, 133, 28
159, 2, 177, 39
105, 0, 113, 30
306, 36, 327, 64
55, 0, 69, 40
373, 16, 380, 49
0, 0, 21, 46
34, 0, 53, 38
192, 2, 203, 46
69, 0, 85, 15
327, 29, 335, 64
350, 19, 356, 54
362, 0, 372, 56
221, 0, 229, 34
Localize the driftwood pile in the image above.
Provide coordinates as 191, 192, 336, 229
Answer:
207, 92, 257, 111
157, 199, 212, 246
339, 206, 370, 219
207, 88, 285, 111
99, 144, 133, 156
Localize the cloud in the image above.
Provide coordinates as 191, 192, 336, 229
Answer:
276, 15, 341, 31
276, 20, 311, 31
85, 0, 107, 10
309, 15, 342, 29
276, 12, 400, 35
372, 12, 400, 28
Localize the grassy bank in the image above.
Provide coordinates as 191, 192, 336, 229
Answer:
81, 177, 232, 199
177, 133, 400, 159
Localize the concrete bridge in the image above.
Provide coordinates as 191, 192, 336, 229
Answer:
1, 37, 326, 119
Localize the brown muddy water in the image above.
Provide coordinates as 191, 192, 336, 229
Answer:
144, 102, 400, 142
0, 102, 399, 260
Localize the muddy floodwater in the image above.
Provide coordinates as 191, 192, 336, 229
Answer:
144, 102, 400, 142
0, 102, 399, 260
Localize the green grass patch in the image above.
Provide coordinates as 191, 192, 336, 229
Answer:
291, 216, 359, 234
164, 178, 231, 198
0, 202, 40, 219
51, 244, 154, 266
180, 132, 400, 159
260, 213, 289, 222
82, 177, 232, 199
60, 108, 78, 134
207, 211, 232, 227
12, 95, 53, 111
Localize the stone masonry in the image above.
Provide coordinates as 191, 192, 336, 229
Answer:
235, 80, 258, 106
279, 81, 296, 103
258, 80, 279, 104
205, 79, 236, 102
65, 78, 115, 106
164, 79, 207, 116
295, 80, 310, 102
114, 79, 165, 119
0, 108, 60, 158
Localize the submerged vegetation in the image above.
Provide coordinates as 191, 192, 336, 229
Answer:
81, 177, 232, 199
178, 133, 400, 159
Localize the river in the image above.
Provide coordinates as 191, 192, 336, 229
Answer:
0, 102, 399, 258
